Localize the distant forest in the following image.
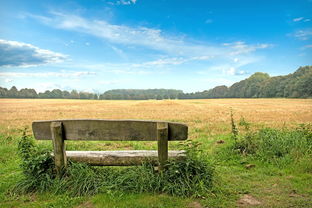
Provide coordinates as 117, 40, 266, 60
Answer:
1, 66, 311, 99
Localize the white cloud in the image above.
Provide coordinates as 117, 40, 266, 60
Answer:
0, 39, 67, 67
5, 78, 13, 83
109, 0, 137, 5
199, 65, 249, 76
105, 69, 150, 75
190, 55, 213, 61
293, 17, 304, 22
98, 80, 122, 85
0, 71, 96, 78
224, 67, 248, 76
111, 46, 127, 58
129, 55, 213, 68
199, 78, 235, 87
131, 57, 187, 67
118, 0, 131, 5
293, 17, 311, 22
293, 28, 312, 40
223, 41, 272, 55
28, 12, 269, 58
25, 12, 272, 76
301, 44, 312, 50
37, 82, 65, 92
72, 62, 152, 75
73, 55, 214, 75
197, 55, 258, 76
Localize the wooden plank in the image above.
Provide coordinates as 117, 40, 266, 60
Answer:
32, 119, 187, 141
65, 150, 185, 166
51, 122, 67, 176
157, 122, 168, 171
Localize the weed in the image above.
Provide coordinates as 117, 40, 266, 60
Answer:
239, 117, 250, 131
230, 109, 239, 142
12, 130, 55, 194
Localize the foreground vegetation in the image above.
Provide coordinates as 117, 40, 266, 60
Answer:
0, 99, 311, 207
1, 66, 311, 99
14, 135, 214, 198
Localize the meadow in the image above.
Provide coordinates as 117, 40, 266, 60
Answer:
0, 98, 311, 207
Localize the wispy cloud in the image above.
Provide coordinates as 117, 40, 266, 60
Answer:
198, 55, 258, 76
110, 46, 127, 59
205, 19, 213, 24
293, 17, 311, 22
224, 67, 248, 76
199, 77, 235, 87
108, 0, 137, 5
293, 17, 304, 22
0, 71, 96, 78
293, 28, 312, 40
301, 44, 312, 50
28, 12, 217, 57
223, 41, 272, 55
198, 64, 249, 76
4, 78, 13, 83
23, 12, 272, 77
70, 55, 214, 75
98, 80, 123, 85
28, 12, 270, 59
131, 57, 187, 67
0, 39, 67, 67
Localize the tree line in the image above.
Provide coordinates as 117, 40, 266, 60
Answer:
1, 66, 311, 99
180, 65, 311, 99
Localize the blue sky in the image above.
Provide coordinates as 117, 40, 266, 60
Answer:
0, 0, 311, 93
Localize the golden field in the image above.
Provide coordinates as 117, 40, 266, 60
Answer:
1, 98, 312, 208
1, 98, 311, 136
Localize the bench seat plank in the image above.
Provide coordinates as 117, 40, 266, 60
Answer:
65, 150, 186, 166
32, 119, 187, 141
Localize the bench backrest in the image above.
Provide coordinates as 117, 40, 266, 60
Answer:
32, 119, 188, 141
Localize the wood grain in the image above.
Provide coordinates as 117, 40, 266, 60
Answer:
157, 122, 168, 171
65, 150, 186, 166
32, 119, 188, 141
50, 122, 67, 176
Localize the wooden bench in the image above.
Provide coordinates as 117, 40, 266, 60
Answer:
32, 119, 188, 175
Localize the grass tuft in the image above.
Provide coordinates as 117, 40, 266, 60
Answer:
12, 135, 214, 197
232, 123, 312, 167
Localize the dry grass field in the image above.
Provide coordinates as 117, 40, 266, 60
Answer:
1, 98, 311, 135
1, 98, 312, 208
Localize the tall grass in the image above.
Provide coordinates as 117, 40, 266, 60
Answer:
12, 135, 214, 197
231, 117, 312, 167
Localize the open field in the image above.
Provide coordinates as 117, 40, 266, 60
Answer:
1, 98, 311, 135
0, 98, 312, 207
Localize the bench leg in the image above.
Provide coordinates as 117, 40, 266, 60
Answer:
157, 122, 168, 172
51, 121, 67, 177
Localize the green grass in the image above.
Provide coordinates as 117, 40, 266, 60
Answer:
0, 124, 312, 207
12, 135, 214, 198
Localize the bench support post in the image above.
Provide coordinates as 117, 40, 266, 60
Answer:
51, 121, 67, 177
157, 122, 168, 172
